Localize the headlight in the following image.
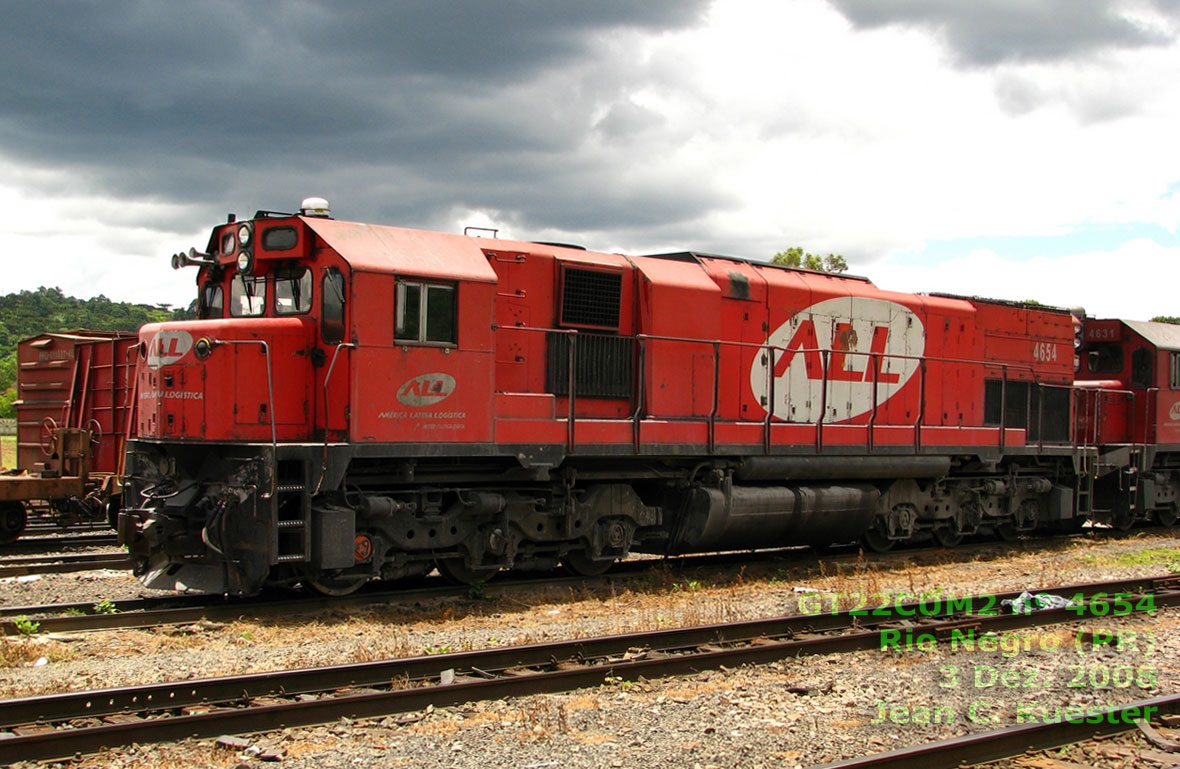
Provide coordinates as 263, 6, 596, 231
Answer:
237, 224, 252, 247
237, 251, 254, 274
194, 338, 214, 360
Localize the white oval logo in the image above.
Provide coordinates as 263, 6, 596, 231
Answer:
396, 372, 456, 407
146, 329, 194, 368
749, 297, 926, 423
1170, 401, 1180, 422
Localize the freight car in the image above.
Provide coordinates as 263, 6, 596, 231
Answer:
118, 198, 1180, 595
1, 331, 138, 543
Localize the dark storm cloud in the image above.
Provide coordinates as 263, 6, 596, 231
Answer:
828, 0, 1179, 66
0, 0, 714, 238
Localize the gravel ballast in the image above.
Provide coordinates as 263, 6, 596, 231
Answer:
2, 530, 1179, 768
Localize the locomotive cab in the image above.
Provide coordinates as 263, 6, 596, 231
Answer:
1073, 317, 1180, 527
123, 200, 361, 592
122, 199, 505, 594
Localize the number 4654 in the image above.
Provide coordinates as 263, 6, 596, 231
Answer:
1033, 342, 1058, 363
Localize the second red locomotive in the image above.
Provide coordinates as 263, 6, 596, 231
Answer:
118, 199, 1180, 595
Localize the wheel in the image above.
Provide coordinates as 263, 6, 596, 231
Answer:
861, 528, 895, 553
562, 551, 617, 577
932, 525, 963, 547
1111, 508, 1136, 532
1154, 505, 1178, 527
0, 501, 28, 545
435, 557, 498, 586
304, 571, 369, 596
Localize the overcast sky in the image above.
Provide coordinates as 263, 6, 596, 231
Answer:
2, 0, 1177, 319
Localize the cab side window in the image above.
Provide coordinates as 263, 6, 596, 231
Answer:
395, 280, 456, 344
198, 282, 224, 319
1088, 345, 1122, 374
321, 268, 346, 344
1131, 347, 1153, 389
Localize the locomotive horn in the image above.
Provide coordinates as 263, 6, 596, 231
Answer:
171, 247, 215, 270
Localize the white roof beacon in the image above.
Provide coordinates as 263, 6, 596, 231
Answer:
300, 197, 332, 218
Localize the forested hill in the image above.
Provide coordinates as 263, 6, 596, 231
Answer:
0, 287, 195, 418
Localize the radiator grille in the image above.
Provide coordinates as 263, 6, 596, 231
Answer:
984, 380, 1070, 442
546, 332, 634, 399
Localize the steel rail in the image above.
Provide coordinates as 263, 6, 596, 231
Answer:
2, 533, 118, 550
2, 577, 1177, 762
0, 547, 1171, 634
0, 551, 131, 578
814, 692, 1180, 769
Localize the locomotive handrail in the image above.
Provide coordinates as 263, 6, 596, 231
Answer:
710, 340, 720, 453
999, 365, 1007, 453
494, 323, 1074, 454
631, 336, 645, 453
816, 349, 829, 452
621, 331, 1058, 455
1071, 383, 1149, 461
209, 338, 277, 499
867, 351, 879, 452
314, 342, 356, 494
1140, 388, 1157, 467
763, 341, 773, 454
566, 331, 577, 453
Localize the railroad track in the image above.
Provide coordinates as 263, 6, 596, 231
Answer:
3, 574, 1178, 763
0, 551, 131, 578
0, 560, 714, 633
1, 532, 119, 551
0, 531, 1162, 634
817, 694, 1180, 768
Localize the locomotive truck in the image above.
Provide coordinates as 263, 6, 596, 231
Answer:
118, 198, 1180, 595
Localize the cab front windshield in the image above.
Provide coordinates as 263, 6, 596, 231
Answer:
215, 266, 311, 318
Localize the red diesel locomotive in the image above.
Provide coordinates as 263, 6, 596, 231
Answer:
118, 198, 1180, 595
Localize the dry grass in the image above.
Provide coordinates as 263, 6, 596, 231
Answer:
0, 434, 14, 470
70, 743, 253, 769
514, 699, 570, 742
0, 635, 77, 668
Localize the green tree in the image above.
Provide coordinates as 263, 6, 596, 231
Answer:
1151, 316, 1179, 325
771, 247, 849, 273
0, 287, 176, 418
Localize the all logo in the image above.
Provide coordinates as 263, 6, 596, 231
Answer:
396, 372, 456, 407
146, 330, 193, 368
749, 297, 926, 423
